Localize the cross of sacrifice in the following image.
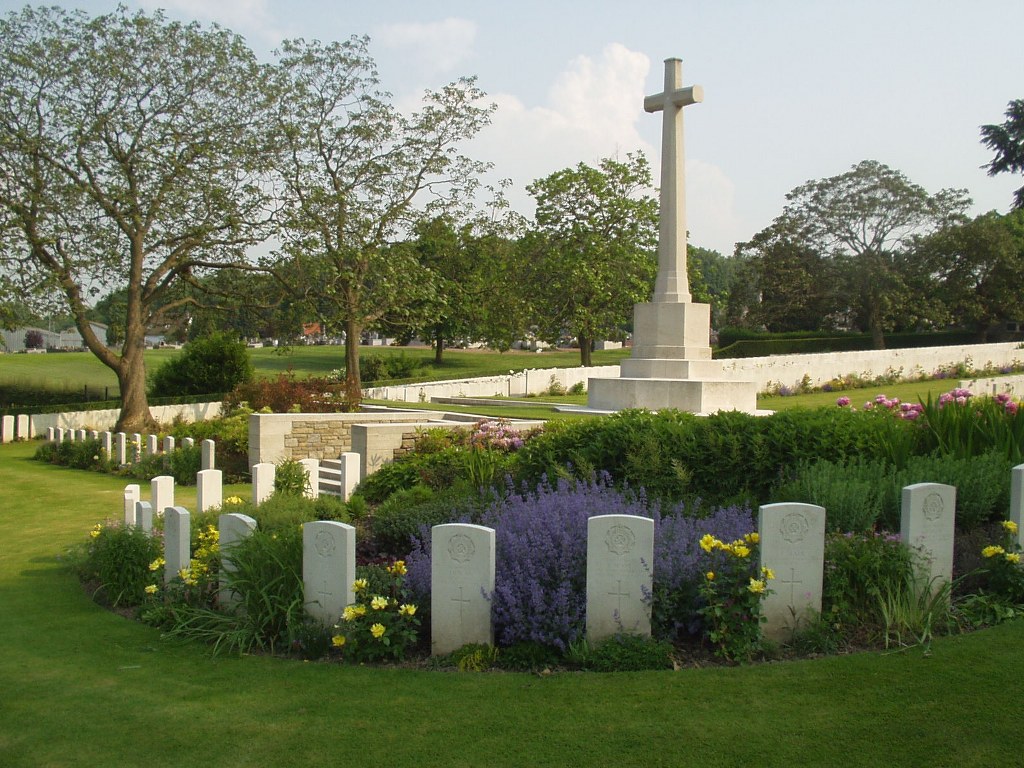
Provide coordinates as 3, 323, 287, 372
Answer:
644, 58, 703, 303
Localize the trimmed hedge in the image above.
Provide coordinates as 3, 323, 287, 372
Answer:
714, 329, 980, 359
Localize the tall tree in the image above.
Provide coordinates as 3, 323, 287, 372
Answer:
270, 36, 494, 405
0, 7, 272, 429
777, 160, 969, 347
524, 153, 658, 366
981, 99, 1024, 210
917, 210, 1024, 340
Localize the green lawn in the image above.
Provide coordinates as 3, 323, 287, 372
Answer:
2, 438, 1022, 767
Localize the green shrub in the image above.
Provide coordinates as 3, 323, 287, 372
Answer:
772, 459, 896, 533
149, 332, 253, 397
568, 634, 675, 672
370, 485, 448, 556
895, 452, 1011, 531
71, 521, 163, 607
274, 459, 310, 496
123, 444, 202, 485
822, 532, 916, 634
359, 352, 423, 383
34, 437, 112, 473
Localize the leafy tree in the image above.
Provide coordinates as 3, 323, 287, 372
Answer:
23, 329, 43, 349
733, 218, 840, 332
917, 210, 1024, 340
0, 7, 272, 430
269, 36, 494, 406
688, 245, 735, 329
524, 153, 658, 366
981, 99, 1024, 210
776, 160, 969, 347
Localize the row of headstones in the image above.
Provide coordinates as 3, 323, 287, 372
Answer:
0, 414, 32, 442
149, 478, 1024, 655
248, 454, 361, 503
46, 426, 216, 469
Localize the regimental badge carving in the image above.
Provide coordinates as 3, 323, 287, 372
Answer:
448, 534, 475, 563
314, 529, 336, 557
923, 493, 944, 521
605, 525, 636, 556
780, 512, 809, 544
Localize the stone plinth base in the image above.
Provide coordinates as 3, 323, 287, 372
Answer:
629, 301, 712, 360
587, 376, 757, 414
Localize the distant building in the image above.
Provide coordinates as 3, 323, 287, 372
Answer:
0, 322, 109, 352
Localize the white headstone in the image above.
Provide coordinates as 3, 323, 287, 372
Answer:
123, 484, 141, 526
299, 458, 319, 499
44, 425, 55, 442
302, 520, 356, 626
900, 483, 956, 595
114, 433, 127, 465
76, 429, 87, 442
181, 436, 195, 450
340, 452, 361, 502
252, 462, 275, 506
163, 436, 175, 454
1, 415, 14, 443
88, 430, 99, 441
1011, 465, 1024, 551
16, 414, 30, 439
131, 433, 142, 462
197, 469, 223, 513
201, 439, 215, 470
146, 434, 159, 456
135, 500, 153, 533
55, 427, 66, 443
431, 523, 495, 655
586, 514, 654, 642
151, 475, 175, 517
164, 506, 190, 585
758, 502, 826, 642
102, 431, 113, 456
66, 427, 76, 443
218, 512, 257, 607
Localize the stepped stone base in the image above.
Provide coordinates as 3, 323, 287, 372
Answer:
585, 300, 759, 415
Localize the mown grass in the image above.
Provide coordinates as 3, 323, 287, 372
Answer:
2, 438, 1023, 767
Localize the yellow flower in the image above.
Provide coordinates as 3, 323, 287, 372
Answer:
1006, 552, 1021, 564
699, 533, 718, 553
224, 496, 243, 505
371, 595, 389, 610
745, 532, 760, 544
370, 623, 386, 639
148, 557, 165, 572
331, 634, 346, 648
731, 544, 751, 558
1002, 520, 1019, 535
983, 545, 1006, 558
705, 571, 715, 581
144, 584, 158, 595
747, 578, 766, 594
387, 560, 408, 576
352, 578, 369, 593
399, 603, 417, 617
342, 604, 367, 621
762, 566, 776, 581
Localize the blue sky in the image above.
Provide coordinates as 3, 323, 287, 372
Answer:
4, 0, 1022, 255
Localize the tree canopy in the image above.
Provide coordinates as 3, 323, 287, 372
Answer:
0, 6, 273, 429
981, 99, 1024, 210
524, 153, 658, 366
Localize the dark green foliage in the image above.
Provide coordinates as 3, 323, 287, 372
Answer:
370, 485, 479, 557
511, 408, 904, 507
273, 459, 310, 496
149, 332, 254, 397
359, 352, 423, 383
822, 532, 915, 634
896, 452, 1011, 531
715, 329, 978, 358
124, 444, 202, 485
493, 641, 563, 671
71, 523, 162, 608
224, 493, 349, 533
357, 459, 422, 504
224, 372, 347, 413
34, 438, 111, 473
570, 634, 675, 672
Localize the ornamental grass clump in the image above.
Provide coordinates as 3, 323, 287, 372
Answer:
331, 560, 420, 663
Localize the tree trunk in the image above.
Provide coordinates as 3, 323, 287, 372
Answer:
344, 317, 362, 408
578, 334, 593, 367
434, 325, 444, 364
114, 326, 157, 433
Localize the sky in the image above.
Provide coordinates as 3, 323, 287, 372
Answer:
3, 0, 1022, 256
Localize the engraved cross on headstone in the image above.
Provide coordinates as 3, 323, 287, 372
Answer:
317, 580, 333, 606
644, 58, 703, 304
778, 567, 803, 604
608, 580, 631, 614
451, 586, 471, 626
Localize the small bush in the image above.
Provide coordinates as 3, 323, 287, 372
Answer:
360, 352, 423, 383
569, 634, 675, 671
224, 372, 347, 414
123, 444, 202, 486
772, 459, 896, 533
71, 522, 163, 608
35, 438, 112, 473
150, 332, 254, 398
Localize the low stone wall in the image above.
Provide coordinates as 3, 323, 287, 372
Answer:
27, 401, 222, 434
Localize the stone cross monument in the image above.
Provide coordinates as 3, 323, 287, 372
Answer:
585, 57, 758, 415
644, 58, 703, 303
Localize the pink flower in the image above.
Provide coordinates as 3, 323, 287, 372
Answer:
1006, 400, 1019, 415
836, 396, 851, 407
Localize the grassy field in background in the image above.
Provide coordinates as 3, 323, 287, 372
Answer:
2, 437, 1023, 767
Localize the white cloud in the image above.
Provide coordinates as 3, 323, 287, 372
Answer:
374, 18, 477, 75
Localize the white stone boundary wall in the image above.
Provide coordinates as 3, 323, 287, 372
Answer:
26, 401, 222, 433
363, 342, 1024, 401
